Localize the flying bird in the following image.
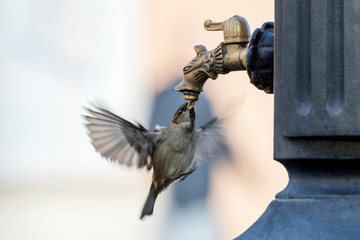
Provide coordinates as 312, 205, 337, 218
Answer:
84, 101, 222, 219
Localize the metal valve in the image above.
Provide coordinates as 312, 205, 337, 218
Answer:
204, 15, 250, 44
175, 16, 274, 101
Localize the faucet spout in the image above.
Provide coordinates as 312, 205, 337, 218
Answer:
175, 15, 251, 101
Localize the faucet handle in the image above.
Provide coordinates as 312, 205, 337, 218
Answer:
204, 15, 250, 44
204, 19, 225, 31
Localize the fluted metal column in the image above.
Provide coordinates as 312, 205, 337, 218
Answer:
236, 0, 360, 239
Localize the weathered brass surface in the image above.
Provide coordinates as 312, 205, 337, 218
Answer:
176, 15, 251, 101
204, 15, 250, 44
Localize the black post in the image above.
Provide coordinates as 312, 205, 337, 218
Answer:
236, 0, 360, 239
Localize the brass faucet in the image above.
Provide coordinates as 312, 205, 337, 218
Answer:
175, 15, 274, 101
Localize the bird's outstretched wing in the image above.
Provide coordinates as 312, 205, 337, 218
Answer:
195, 117, 226, 162
84, 105, 157, 170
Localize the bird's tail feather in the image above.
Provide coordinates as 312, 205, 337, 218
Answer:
140, 184, 158, 220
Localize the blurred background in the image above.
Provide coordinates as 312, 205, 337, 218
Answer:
0, 0, 288, 239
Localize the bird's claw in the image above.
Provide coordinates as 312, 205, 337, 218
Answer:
180, 163, 197, 182
168, 163, 197, 183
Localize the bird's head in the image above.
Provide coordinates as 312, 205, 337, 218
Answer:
171, 101, 196, 127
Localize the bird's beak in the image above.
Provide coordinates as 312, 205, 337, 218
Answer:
187, 101, 195, 110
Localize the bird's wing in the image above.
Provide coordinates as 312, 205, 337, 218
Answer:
195, 117, 226, 162
84, 105, 157, 170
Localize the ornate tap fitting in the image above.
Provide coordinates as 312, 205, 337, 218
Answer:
175, 16, 274, 101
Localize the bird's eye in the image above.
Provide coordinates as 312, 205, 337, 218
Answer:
183, 66, 190, 72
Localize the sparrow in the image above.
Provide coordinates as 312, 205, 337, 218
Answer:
84, 101, 222, 219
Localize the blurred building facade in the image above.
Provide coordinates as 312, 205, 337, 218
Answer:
0, 1, 287, 239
